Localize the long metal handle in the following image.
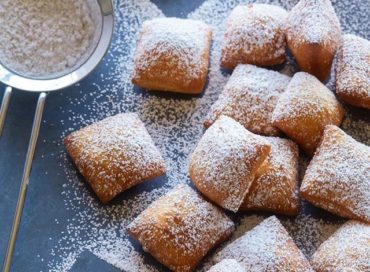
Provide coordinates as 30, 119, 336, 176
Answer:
0, 87, 12, 136
2, 92, 47, 272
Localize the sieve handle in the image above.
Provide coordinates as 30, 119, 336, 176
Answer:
0, 86, 12, 136
2, 92, 47, 272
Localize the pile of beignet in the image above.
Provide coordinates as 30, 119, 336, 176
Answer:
63, 0, 369, 271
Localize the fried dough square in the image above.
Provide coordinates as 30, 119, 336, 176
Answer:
239, 137, 300, 216
127, 184, 235, 272
336, 34, 370, 109
272, 72, 344, 156
311, 220, 370, 272
64, 113, 166, 203
189, 116, 271, 212
300, 125, 370, 222
285, 0, 341, 81
204, 64, 291, 136
214, 216, 313, 271
132, 18, 212, 94
221, 4, 288, 69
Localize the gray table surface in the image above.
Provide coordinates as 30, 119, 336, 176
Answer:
0, 0, 369, 271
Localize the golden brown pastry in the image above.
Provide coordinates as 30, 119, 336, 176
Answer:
300, 125, 370, 223
214, 216, 314, 271
272, 72, 345, 156
311, 220, 370, 272
207, 259, 245, 272
204, 64, 291, 136
189, 116, 271, 212
221, 4, 288, 69
239, 137, 299, 216
127, 184, 235, 272
285, 0, 341, 81
64, 113, 166, 203
132, 17, 212, 94
336, 34, 370, 109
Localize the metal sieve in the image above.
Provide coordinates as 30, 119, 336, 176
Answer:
0, 1, 114, 270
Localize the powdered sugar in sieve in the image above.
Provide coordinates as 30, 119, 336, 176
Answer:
0, 0, 102, 79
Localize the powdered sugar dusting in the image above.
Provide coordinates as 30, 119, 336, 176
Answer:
207, 259, 245, 272
42, 0, 370, 271
127, 184, 234, 272
205, 64, 290, 136
133, 17, 212, 88
64, 113, 166, 203
0, 0, 100, 77
213, 216, 313, 271
240, 137, 299, 215
189, 116, 270, 212
286, 0, 341, 48
221, 4, 287, 67
336, 34, 370, 108
272, 72, 344, 154
301, 125, 370, 222
310, 220, 370, 271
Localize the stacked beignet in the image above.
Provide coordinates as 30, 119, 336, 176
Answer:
127, 184, 234, 272
189, 116, 271, 212
311, 220, 370, 271
204, 64, 290, 136
272, 72, 344, 156
300, 125, 370, 223
214, 216, 314, 271
239, 137, 300, 216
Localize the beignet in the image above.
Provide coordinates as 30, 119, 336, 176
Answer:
189, 116, 271, 212
64, 113, 166, 203
132, 18, 212, 94
204, 64, 291, 136
127, 184, 235, 272
300, 125, 370, 223
239, 137, 299, 216
207, 259, 245, 272
214, 216, 313, 271
336, 34, 370, 109
221, 4, 288, 69
311, 220, 370, 272
272, 72, 344, 156
285, 0, 341, 81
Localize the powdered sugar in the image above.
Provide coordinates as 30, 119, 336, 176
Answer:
205, 64, 290, 136
336, 34, 370, 108
301, 125, 370, 222
64, 113, 166, 203
133, 17, 212, 88
221, 4, 287, 67
272, 72, 344, 154
0, 0, 100, 77
41, 0, 370, 271
240, 137, 299, 215
273, 72, 342, 121
189, 116, 270, 212
286, 0, 341, 48
207, 259, 245, 272
310, 220, 370, 271
213, 216, 313, 271
127, 184, 234, 272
